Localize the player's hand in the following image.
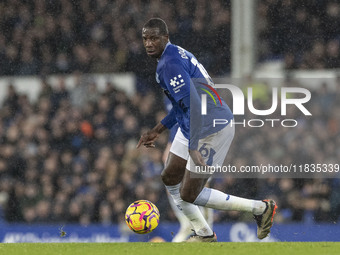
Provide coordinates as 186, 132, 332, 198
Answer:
189, 149, 207, 167
136, 131, 159, 148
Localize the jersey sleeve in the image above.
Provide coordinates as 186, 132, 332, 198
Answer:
160, 107, 177, 130
162, 59, 190, 102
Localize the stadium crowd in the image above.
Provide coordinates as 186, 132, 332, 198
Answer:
0, 0, 339, 226
2, 0, 340, 77
0, 0, 230, 81
0, 77, 339, 225
258, 0, 340, 69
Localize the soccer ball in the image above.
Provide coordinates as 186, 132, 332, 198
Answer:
125, 200, 160, 234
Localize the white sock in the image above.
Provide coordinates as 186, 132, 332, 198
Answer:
193, 187, 266, 215
199, 206, 214, 228
166, 192, 192, 242
167, 192, 191, 227
166, 184, 213, 236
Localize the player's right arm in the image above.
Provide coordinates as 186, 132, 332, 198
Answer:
136, 121, 168, 148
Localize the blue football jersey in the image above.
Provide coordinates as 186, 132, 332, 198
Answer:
163, 96, 179, 143
157, 42, 233, 149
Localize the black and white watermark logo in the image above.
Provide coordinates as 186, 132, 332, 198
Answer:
201, 84, 312, 128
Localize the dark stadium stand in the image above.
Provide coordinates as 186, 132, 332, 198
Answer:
0, 0, 339, 230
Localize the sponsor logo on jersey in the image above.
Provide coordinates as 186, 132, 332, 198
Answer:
170, 74, 186, 93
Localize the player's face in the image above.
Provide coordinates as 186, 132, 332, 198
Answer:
142, 27, 169, 58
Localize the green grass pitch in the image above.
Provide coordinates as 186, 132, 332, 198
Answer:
0, 242, 339, 255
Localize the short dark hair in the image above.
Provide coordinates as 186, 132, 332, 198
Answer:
143, 18, 169, 35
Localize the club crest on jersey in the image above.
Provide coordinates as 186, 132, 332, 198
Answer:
170, 74, 185, 93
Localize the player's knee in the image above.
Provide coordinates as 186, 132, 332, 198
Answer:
161, 166, 184, 186
180, 186, 198, 203
161, 168, 176, 186
160, 169, 169, 185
